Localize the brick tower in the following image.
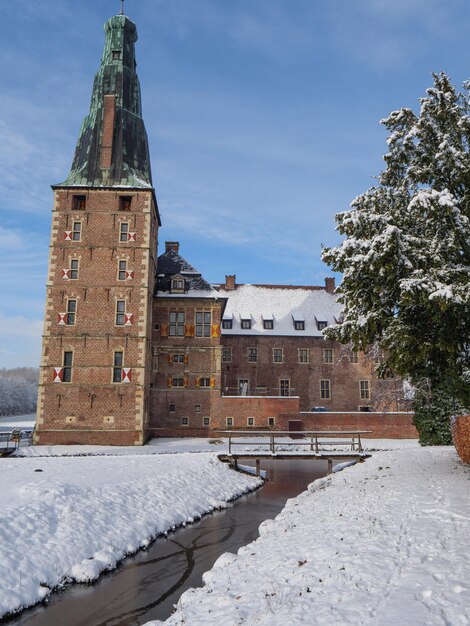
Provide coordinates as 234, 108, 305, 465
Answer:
35, 13, 160, 445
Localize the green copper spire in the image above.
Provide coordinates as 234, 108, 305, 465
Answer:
59, 14, 153, 188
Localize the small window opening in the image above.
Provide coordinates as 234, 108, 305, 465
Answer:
72, 195, 86, 210
119, 196, 132, 211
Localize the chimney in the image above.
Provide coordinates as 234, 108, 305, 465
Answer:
225, 275, 236, 291
165, 241, 179, 254
325, 277, 336, 294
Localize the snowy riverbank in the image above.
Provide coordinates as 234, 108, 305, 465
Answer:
0, 453, 261, 619
148, 446, 469, 626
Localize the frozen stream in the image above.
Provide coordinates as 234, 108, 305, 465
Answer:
7, 459, 330, 626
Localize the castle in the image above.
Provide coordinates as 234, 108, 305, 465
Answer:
34, 13, 412, 446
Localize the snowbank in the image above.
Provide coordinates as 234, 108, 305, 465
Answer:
149, 446, 469, 626
0, 453, 261, 618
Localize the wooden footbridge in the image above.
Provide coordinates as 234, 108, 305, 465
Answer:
216, 430, 372, 475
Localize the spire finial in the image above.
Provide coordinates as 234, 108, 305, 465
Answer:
120, 0, 125, 15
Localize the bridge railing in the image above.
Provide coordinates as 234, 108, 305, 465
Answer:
215, 429, 373, 454
0, 429, 33, 454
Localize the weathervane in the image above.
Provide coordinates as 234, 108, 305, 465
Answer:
120, 0, 125, 15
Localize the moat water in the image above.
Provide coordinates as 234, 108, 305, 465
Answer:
7, 459, 330, 626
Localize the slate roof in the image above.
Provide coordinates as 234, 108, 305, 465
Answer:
218, 284, 342, 337
155, 249, 219, 298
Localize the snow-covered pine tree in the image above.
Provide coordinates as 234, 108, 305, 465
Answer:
322, 73, 470, 409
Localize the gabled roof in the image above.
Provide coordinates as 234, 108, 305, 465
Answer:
220, 284, 341, 337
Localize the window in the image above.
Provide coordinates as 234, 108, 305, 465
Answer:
280, 379, 290, 397
294, 321, 305, 331
241, 318, 251, 329
199, 377, 211, 388
171, 277, 185, 293
350, 351, 359, 364
195, 404, 201, 413
247, 417, 255, 426
113, 351, 123, 383
120, 222, 129, 242
248, 348, 257, 362
66, 299, 76, 326
263, 319, 273, 330
238, 379, 249, 395
226, 417, 234, 427
118, 260, 127, 280
72, 195, 86, 210
222, 347, 232, 362
268, 417, 275, 427
119, 196, 132, 211
317, 321, 327, 331
360, 380, 370, 400
70, 259, 79, 280
63, 351, 73, 383
169, 311, 185, 336
323, 349, 334, 364
320, 379, 331, 399
172, 378, 184, 387
203, 417, 210, 426
195, 311, 211, 337
169, 404, 176, 412
181, 417, 189, 426
298, 348, 309, 363
173, 354, 185, 363
273, 348, 283, 363
72, 221, 81, 241
116, 300, 126, 325
222, 319, 233, 329
112, 50, 121, 60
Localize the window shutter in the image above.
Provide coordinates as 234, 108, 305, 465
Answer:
211, 323, 221, 338
127, 231, 136, 242
53, 368, 63, 382
62, 269, 70, 279
184, 376, 189, 387
122, 368, 132, 383
167, 354, 172, 365
124, 313, 134, 326
184, 355, 189, 364
195, 377, 200, 388
167, 376, 172, 388
57, 313, 66, 325
126, 270, 134, 280
185, 324, 195, 337
64, 231, 72, 241
160, 324, 168, 337
210, 376, 216, 388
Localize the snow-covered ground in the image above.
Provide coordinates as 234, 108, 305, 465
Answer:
0, 453, 261, 619
147, 445, 470, 626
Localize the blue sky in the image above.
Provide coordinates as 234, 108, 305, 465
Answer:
1, 0, 470, 367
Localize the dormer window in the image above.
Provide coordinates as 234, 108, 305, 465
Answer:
240, 315, 251, 330
262, 313, 274, 330
222, 313, 233, 330
170, 276, 185, 293
112, 50, 121, 60
317, 321, 327, 330
292, 313, 305, 331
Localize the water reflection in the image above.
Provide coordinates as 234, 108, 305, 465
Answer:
8, 459, 328, 626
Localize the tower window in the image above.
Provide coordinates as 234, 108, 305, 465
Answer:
72, 221, 82, 241
113, 351, 123, 383
72, 195, 86, 210
63, 351, 73, 383
119, 196, 132, 211
116, 300, 126, 325
120, 223, 129, 242
118, 260, 127, 280
69, 259, 79, 280
66, 299, 76, 326
112, 50, 121, 60
169, 404, 176, 412
203, 416, 210, 426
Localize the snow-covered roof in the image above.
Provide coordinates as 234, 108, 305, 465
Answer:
220, 284, 341, 337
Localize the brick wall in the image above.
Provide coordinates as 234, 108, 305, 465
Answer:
299, 411, 418, 438
35, 188, 158, 446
